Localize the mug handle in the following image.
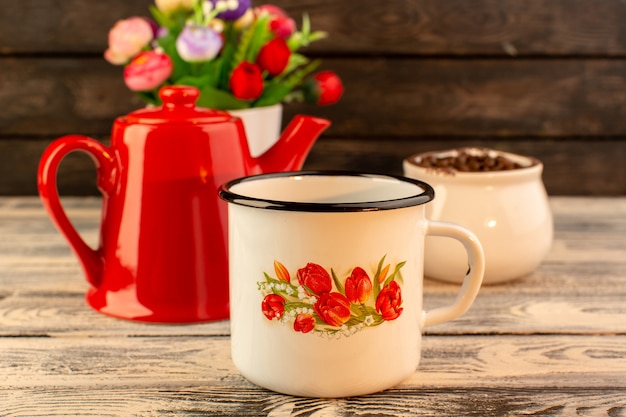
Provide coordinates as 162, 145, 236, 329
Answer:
421, 220, 485, 327
37, 135, 117, 288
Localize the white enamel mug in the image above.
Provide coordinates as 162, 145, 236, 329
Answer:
219, 172, 485, 398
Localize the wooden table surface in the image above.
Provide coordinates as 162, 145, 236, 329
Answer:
1, 196, 625, 416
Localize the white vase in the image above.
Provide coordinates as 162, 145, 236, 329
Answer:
229, 104, 283, 158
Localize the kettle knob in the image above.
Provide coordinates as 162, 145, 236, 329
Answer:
159, 86, 200, 109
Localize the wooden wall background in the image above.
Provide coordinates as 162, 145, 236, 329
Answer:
1, 0, 625, 195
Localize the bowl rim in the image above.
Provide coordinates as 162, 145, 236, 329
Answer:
403, 147, 543, 178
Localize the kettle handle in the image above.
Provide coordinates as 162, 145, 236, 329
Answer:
37, 135, 117, 288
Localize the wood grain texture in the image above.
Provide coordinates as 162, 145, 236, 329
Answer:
3, 57, 626, 137
0, 196, 625, 415
3, 0, 626, 56
3, 136, 623, 196
0, 336, 625, 416
2, 1, 626, 195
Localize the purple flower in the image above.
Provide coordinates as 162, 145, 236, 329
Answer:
176, 25, 223, 62
209, 0, 251, 21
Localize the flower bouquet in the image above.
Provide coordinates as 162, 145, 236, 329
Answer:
105, 0, 344, 110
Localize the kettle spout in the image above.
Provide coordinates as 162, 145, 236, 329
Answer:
255, 115, 331, 173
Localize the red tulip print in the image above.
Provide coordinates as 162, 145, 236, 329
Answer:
376, 281, 403, 321
345, 267, 372, 304
297, 263, 332, 296
294, 313, 315, 333
261, 294, 285, 320
314, 292, 351, 327
259, 256, 405, 337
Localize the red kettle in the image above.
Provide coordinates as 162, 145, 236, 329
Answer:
38, 86, 330, 323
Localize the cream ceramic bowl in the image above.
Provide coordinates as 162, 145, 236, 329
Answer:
403, 148, 553, 284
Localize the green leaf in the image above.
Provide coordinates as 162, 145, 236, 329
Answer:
344, 317, 362, 327
287, 13, 327, 50
244, 16, 273, 62
175, 75, 211, 89
383, 261, 407, 288
217, 25, 239, 89
350, 304, 363, 316
284, 302, 314, 311
149, 5, 172, 28
156, 32, 191, 82
331, 269, 345, 294
254, 59, 320, 107
196, 85, 250, 110
373, 255, 386, 297
282, 53, 309, 76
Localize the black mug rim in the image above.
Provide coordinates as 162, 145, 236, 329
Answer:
218, 171, 435, 212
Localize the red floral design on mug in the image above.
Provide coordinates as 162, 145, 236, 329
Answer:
376, 280, 403, 320
258, 256, 405, 337
344, 267, 372, 304
293, 313, 315, 333
261, 294, 285, 320
314, 292, 351, 326
297, 262, 333, 296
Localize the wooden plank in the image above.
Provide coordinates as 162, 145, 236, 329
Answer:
0, 336, 624, 416
303, 138, 626, 196
7, 137, 623, 196
296, 58, 626, 137
3, 0, 626, 56
1, 387, 625, 417
1, 197, 624, 336
3, 58, 626, 138
1, 285, 625, 337
0, 0, 153, 54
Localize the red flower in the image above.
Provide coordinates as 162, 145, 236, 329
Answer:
314, 292, 351, 326
375, 281, 403, 321
304, 71, 344, 106
229, 61, 264, 100
297, 263, 332, 296
261, 294, 285, 320
344, 267, 372, 304
294, 313, 315, 333
256, 37, 291, 76
256, 5, 296, 38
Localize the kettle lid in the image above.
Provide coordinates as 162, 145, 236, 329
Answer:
122, 86, 232, 125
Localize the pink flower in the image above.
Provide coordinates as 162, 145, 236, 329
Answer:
376, 281, 403, 321
294, 313, 315, 333
314, 292, 351, 327
176, 25, 223, 62
229, 61, 264, 100
256, 37, 291, 76
304, 71, 344, 106
154, 0, 194, 15
104, 17, 154, 65
261, 294, 285, 320
123, 51, 173, 91
344, 267, 372, 304
256, 5, 296, 38
297, 263, 332, 296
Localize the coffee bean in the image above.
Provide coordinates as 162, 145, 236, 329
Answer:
415, 148, 525, 172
